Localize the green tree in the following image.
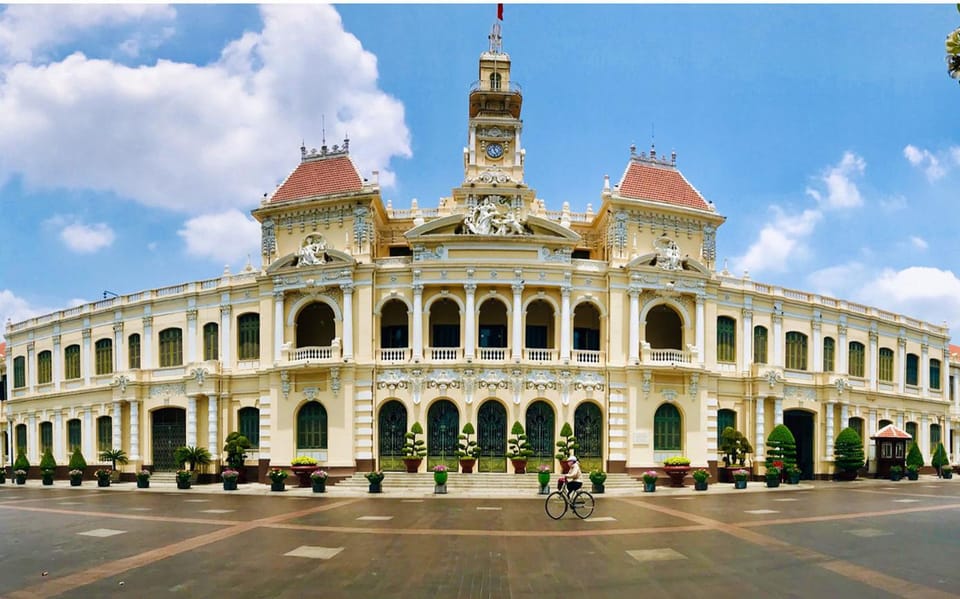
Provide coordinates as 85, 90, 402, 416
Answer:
833, 427, 865, 475
765, 424, 797, 471
99, 448, 129, 472
402, 422, 427, 458
555, 421, 578, 461
457, 422, 479, 459
507, 421, 533, 459
13, 452, 30, 472
173, 446, 212, 472
905, 441, 924, 470
39, 447, 57, 474
222, 431, 252, 470
931, 442, 949, 476
68, 448, 87, 471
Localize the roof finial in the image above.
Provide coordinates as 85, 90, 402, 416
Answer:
489, 20, 503, 53
630, 143, 637, 158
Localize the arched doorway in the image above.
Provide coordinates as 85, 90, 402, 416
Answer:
574, 402, 603, 473
526, 400, 555, 471
427, 400, 459, 470
296, 302, 336, 348
152, 408, 186, 471
785, 410, 815, 479
645, 304, 683, 350
378, 400, 407, 472
477, 400, 507, 472
296, 401, 328, 461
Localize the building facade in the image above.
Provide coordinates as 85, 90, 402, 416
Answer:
3, 25, 959, 480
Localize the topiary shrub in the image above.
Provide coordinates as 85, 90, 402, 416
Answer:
68, 448, 87, 471
834, 427, 865, 476
507, 421, 533, 460
403, 422, 427, 458
766, 424, 797, 471
555, 422, 578, 461
457, 422, 479, 459
906, 441, 925, 470
931, 442, 949, 476
720, 427, 754, 466
39, 447, 57, 473
14, 452, 30, 472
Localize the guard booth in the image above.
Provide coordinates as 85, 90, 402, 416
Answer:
871, 424, 912, 478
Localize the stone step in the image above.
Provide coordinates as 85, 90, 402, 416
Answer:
332, 472, 644, 491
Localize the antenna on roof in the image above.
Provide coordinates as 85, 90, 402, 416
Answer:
321, 115, 327, 153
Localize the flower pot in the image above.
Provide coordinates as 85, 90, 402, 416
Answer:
291, 465, 316, 488
368, 481, 382, 493
459, 458, 476, 474
907, 470, 919, 481
434, 482, 448, 494
537, 471, 550, 487
15, 475, 27, 485
694, 480, 708, 491
591, 483, 605, 494
137, 479, 150, 489
943, 471, 953, 480
312, 479, 326, 493
70, 478, 82, 487
223, 479, 238, 491
788, 472, 801, 484
889, 472, 902, 481
734, 479, 747, 489
434, 471, 449, 486
177, 480, 191, 490
271, 480, 286, 492
42, 474, 54, 486
403, 458, 422, 473
511, 459, 528, 474
663, 465, 690, 488
765, 477, 780, 488
643, 480, 656, 492
98, 478, 111, 488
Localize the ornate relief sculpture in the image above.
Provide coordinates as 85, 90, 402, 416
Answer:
654, 236, 682, 271
463, 197, 527, 236
297, 234, 327, 266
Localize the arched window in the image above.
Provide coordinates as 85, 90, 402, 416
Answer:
15, 424, 27, 455
654, 403, 682, 451
203, 323, 219, 361
906, 354, 919, 386
930, 358, 942, 390
39, 421, 53, 453
237, 313, 260, 360
716, 316, 736, 363
489, 72, 502, 90
848, 341, 865, 378
931, 423, 942, 445
159, 328, 183, 367
97, 416, 113, 452
128, 333, 141, 369
753, 326, 768, 364
13, 356, 25, 388
785, 332, 808, 370
878, 419, 893, 429
67, 418, 82, 452
823, 336, 835, 372
37, 350, 52, 384
905, 421, 918, 443
848, 417, 864, 440
297, 402, 328, 450
717, 409, 737, 449
878, 348, 894, 382
95, 338, 113, 375
238, 407, 260, 448
64, 344, 81, 379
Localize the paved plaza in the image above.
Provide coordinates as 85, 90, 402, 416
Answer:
1, 477, 960, 598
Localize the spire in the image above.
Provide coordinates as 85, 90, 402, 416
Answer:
488, 21, 503, 54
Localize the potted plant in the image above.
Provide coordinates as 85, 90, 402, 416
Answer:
366, 470, 385, 493
555, 422, 578, 473
402, 422, 427, 473
222, 431, 252, 481
834, 426, 864, 481
291, 455, 320, 487
718, 426, 752, 480
268, 468, 288, 492
99, 448, 129, 482
13, 452, 29, 484
136, 470, 151, 489
663, 456, 691, 487
173, 446, 212, 482
176, 469, 192, 489
39, 447, 56, 486
692, 468, 710, 491
785, 465, 801, 485
0, 467, 6, 484
733, 468, 749, 489
69, 469, 83, 486
641, 470, 658, 492
68, 448, 87, 484
507, 421, 534, 474
931, 442, 949, 478
889, 465, 903, 481
537, 465, 551, 495
95, 468, 112, 487
766, 425, 797, 482
310, 469, 329, 493
943, 465, 954, 480
457, 422, 480, 473
906, 442, 924, 480
433, 464, 449, 494
221, 469, 240, 491
589, 470, 607, 494
765, 464, 781, 488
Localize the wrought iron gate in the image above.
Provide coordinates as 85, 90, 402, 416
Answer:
526, 400, 555, 471
151, 408, 186, 471
428, 400, 459, 470
575, 402, 603, 473
477, 401, 507, 472
378, 400, 407, 471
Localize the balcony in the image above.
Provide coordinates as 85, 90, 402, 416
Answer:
427, 347, 462, 362
478, 347, 507, 362
289, 345, 340, 363
572, 349, 603, 364
525, 348, 556, 362
641, 344, 698, 367
379, 348, 410, 362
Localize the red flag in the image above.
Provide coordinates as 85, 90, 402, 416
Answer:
497, 3, 503, 20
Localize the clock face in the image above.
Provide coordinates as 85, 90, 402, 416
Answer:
486, 143, 504, 159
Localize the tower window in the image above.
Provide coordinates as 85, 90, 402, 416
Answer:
489, 72, 502, 90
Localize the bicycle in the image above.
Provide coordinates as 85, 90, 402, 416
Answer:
545, 478, 595, 520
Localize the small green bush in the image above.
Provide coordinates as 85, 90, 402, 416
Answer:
68, 448, 87, 471
664, 456, 691, 466
906, 442, 924, 469
13, 452, 30, 471
403, 422, 427, 458
589, 470, 607, 485
291, 456, 319, 466
834, 427, 865, 473
931, 442, 949, 472
39, 447, 57, 473
766, 424, 797, 470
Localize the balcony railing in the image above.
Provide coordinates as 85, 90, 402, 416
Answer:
643, 346, 696, 366
478, 347, 507, 361
291, 346, 338, 362
572, 349, 603, 364
525, 348, 556, 362
427, 347, 462, 362
379, 348, 410, 362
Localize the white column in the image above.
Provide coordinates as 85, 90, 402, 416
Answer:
742, 309, 753, 374
774, 397, 783, 426
4, 351, 13, 402
412, 283, 423, 361
341, 283, 354, 360
897, 337, 907, 394
464, 283, 477, 359
28, 413, 37, 462
52, 335, 62, 392
511, 282, 524, 361
129, 400, 140, 461
867, 409, 877, 464
825, 402, 835, 458
82, 329, 92, 385
773, 315, 783, 367
26, 343, 35, 393
113, 322, 124, 372
53, 411, 64, 462
207, 395, 218, 461
841, 404, 849, 431
869, 331, 878, 391
560, 284, 571, 361
219, 306, 231, 367
695, 295, 705, 366
953, 370, 960, 411
896, 411, 904, 429
83, 408, 93, 460
258, 394, 272, 461
274, 291, 284, 363
187, 395, 197, 447
755, 398, 765, 461
186, 309, 198, 363
812, 321, 822, 373
628, 285, 640, 364
837, 325, 848, 376
945, 419, 952, 462
921, 343, 930, 398
111, 400, 122, 452
142, 316, 154, 370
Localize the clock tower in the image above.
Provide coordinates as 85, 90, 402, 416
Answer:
463, 21, 525, 186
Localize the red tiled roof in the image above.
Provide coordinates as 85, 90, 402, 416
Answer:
617, 160, 710, 211
269, 155, 364, 204
0, 341, 5, 359
950, 344, 960, 360
871, 424, 913, 440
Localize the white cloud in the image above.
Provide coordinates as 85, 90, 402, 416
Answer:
902, 144, 945, 181
952, 147, 960, 166
879, 194, 907, 213
0, 5, 411, 215
909, 236, 928, 251
0, 5, 175, 64
733, 208, 821, 275
60, 221, 115, 253
858, 267, 960, 334
805, 262, 868, 298
805, 151, 866, 209
178, 210, 260, 265
0, 289, 50, 338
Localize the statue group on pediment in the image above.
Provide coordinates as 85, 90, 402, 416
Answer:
297, 234, 328, 266
654, 235, 682, 271
463, 198, 527, 236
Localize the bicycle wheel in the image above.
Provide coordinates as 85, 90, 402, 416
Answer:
571, 490, 595, 519
545, 491, 568, 520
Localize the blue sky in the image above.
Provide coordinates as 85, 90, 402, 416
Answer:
2, 4, 960, 340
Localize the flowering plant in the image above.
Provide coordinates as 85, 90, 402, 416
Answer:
433, 464, 448, 473
772, 460, 784, 469
268, 468, 289, 482
14, 469, 27, 477
365, 470, 385, 483
136, 470, 151, 480
733, 469, 749, 481
692, 468, 710, 483
176, 469, 192, 482
537, 464, 550, 473
642, 470, 658, 483
69, 469, 83, 477
310, 469, 329, 480
766, 466, 781, 477
221, 469, 240, 480
664, 456, 691, 466
291, 456, 319, 466
94, 468, 112, 478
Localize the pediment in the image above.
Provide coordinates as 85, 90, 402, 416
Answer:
265, 248, 356, 274
405, 214, 580, 242
626, 252, 710, 275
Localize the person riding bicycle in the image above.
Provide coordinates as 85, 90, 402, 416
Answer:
565, 455, 583, 494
